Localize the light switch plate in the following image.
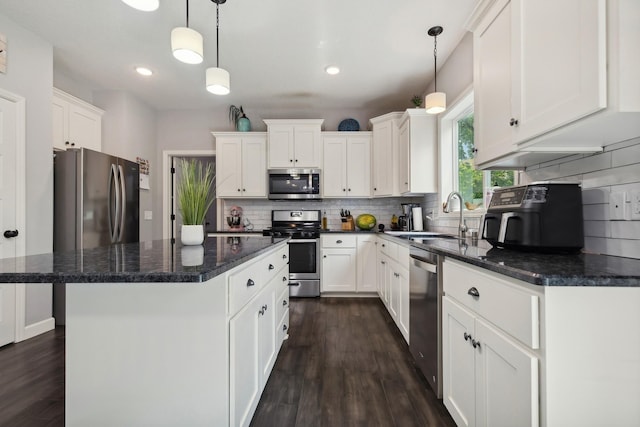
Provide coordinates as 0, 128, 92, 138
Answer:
609, 192, 627, 220
144, 210, 153, 220
630, 191, 640, 220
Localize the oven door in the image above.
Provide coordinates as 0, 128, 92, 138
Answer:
287, 239, 319, 280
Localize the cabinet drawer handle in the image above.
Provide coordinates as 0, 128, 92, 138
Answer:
247, 279, 255, 287
283, 324, 288, 332
509, 118, 519, 127
282, 300, 288, 306
464, 332, 471, 341
467, 287, 480, 298
336, 240, 342, 244
472, 339, 481, 349
268, 264, 275, 270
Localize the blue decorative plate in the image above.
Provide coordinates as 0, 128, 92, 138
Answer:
338, 118, 360, 131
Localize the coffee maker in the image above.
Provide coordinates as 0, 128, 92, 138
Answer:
399, 203, 421, 231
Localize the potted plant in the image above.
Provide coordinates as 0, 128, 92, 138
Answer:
177, 159, 215, 245
229, 105, 251, 132
411, 95, 423, 108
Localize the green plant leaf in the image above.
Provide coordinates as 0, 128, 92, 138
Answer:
177, 159, 215, 225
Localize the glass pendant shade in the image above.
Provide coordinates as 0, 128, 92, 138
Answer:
206, 67, 230, 95
425, 91, 446, 114
122, 0, 159, 11
171, 27, 204, 64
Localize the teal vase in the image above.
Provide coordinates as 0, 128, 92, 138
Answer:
237, 117, 251, 132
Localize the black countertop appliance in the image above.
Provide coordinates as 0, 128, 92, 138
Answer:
481, 182, 584, 253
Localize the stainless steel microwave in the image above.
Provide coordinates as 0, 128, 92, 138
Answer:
268, 169, 321, 200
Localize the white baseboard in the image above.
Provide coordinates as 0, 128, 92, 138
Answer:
17, 317, 56, 342
320, 292, 379, 298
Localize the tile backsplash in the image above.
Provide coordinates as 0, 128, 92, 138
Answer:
222, 197, 422, 232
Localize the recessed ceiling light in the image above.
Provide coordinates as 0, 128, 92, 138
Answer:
135, 67, 153, 76
325, 65, 340, 75
121, 0, 159, 11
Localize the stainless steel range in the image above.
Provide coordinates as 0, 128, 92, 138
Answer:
263, 210, 321, 297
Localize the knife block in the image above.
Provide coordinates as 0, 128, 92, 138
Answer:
342, 216, 355, 231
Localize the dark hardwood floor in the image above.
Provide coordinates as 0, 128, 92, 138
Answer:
251, 298, 456, 427
0, 326, 65, 427
0, 298, 455, 427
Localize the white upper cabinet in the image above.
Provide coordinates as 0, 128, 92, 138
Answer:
369, 112, 402, 197
322, 132, 371, 198
397, 109, 437, 195
470, 0, 640, 168
52, 88, 104, 152
214, 133, 267, 198
264, 119, 323, 168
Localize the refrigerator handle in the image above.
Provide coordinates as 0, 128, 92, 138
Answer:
108, 164, 120, 243
117, 164, 126, 242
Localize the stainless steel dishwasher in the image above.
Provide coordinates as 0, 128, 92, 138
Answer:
409, 246, 442, 398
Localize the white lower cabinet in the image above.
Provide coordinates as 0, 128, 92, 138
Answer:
321, 243, 357, 293
443, 296, 538, 427
376, 236, 410, 344
229, 244, 289, 427
356, 235, 377, 292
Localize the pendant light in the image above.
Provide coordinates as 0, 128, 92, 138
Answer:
171, 0, 204, 65
425, 26, 446, 114
206, 0, 230, 95
121, 0, 159, 12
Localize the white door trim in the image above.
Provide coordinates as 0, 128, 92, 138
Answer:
0, 88, 27, 342
161, 150, 216, 240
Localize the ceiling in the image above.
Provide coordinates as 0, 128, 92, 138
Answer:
0, 0, 478, 112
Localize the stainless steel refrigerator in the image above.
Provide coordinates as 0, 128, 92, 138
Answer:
53, 148, 139, 324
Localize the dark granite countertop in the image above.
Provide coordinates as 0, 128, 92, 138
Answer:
401, 236, 640, 287
0, 236, 287, 284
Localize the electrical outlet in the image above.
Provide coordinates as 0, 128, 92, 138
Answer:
144, 210, 153, 220
631, 191, 640, 220
609, 192, 627, 220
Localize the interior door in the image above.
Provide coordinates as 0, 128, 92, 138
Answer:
0, 94, 19, 346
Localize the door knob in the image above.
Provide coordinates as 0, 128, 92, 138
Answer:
3, 230, 18, 238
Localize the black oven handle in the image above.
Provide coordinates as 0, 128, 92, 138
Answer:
287, 239, 318, 244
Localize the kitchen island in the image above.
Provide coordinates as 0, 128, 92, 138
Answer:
0, 236, 289, 427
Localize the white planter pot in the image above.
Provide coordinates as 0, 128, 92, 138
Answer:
181, 224, 204, 245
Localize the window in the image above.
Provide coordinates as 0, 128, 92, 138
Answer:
440, 89, 517, 212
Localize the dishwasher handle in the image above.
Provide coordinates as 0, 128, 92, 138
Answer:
411, 256, 437, 274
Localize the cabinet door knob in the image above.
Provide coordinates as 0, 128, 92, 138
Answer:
336, 240, 342, 244
283, 324, 288, 331
282, 276, 287, 282
323, 255, 327, 258
348, 188, 351, 192
65, 141, 70, 145
268, 264, 274, 270
472, 339, 481, 349
283, 300, 288, 306
472, 148, 478, 153
374, 187, 377, 191
467, 287, 480, 298
282, 254, 287, 259
509, 118, 519, 127
237, 188, 241, 192
343, 188, 346, 192
247, 279, 255, 287
242, 188, 246, 192
259, 308, 264, 316
295, 159, 298, 162
463, 332, 471, 341
3, 230, 19, 238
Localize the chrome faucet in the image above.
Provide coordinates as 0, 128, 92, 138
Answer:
445, 191, 468, 239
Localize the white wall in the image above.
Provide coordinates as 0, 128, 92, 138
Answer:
93, 91, 157, 242
0, 13, 53, 324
